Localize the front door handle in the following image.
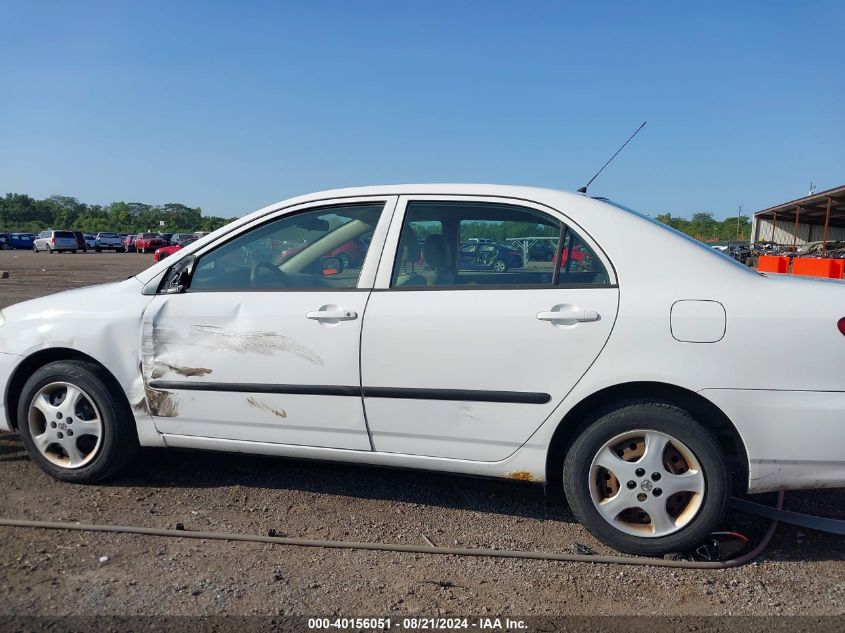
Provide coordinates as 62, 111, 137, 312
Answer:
537, 309, 600, 323
307, 309, 358, 321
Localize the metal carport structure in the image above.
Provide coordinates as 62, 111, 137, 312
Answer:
751, 185, 845, 253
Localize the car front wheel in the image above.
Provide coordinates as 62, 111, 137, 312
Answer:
17, 360, 138, 483
563, 402, 727, 556
493, 259, 507, 272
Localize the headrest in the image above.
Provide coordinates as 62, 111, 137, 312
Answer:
423, 234, 450, 269
398, 226, 421, 264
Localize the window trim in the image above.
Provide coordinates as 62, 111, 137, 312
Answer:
375, 195, 617, 291
158, 196, 397, 295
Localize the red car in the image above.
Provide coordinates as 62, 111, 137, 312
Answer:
561, 243, 587, 266
135, 233, 166, 254
154, 236, 197, 262
328, 237, 368, 268
153, 244, 181, 262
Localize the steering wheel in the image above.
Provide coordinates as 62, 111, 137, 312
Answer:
250, 261, 287, 288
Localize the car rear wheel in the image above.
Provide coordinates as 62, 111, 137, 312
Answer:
338, 253, 351, 269
493, 259, 507, 272
563, 402, 727, 556
17, 360, 138, 483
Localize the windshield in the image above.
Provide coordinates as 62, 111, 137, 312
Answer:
596, 198, 760, 275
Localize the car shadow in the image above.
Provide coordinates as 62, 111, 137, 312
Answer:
117, 445, 573, 522
109, 446, 845, 563
1, 432, 842, 563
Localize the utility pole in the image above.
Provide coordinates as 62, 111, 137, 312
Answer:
736, 204, 743, 240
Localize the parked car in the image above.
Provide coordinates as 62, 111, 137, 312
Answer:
134, 233, 166, 254
8, 233, 35, 249
2, 184, 844, 557
328, 237, 368, 269
458, 242, 523, 272
32, 229, 78, 253
94, 232, 125, 252
153, 236, 197, 262
561, 243, 588, 266
528, 241, 556, 261
124, 235, 137, 253
83, 234, 97, 249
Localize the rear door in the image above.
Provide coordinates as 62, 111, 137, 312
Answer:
360, 196, 619, 461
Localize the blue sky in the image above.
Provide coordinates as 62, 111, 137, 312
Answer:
1, 1, 843, 219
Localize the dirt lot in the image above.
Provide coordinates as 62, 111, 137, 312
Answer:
0, 250, 842, 619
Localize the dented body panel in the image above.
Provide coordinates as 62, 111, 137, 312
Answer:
139, 291, 372, 449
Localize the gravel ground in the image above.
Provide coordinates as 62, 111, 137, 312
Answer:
0, 250, 842, 619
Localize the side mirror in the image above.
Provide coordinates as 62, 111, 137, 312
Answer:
320, 256, 344, 276
161, 255, 196, 294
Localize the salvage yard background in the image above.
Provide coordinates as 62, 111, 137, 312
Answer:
0, 250, 843, 616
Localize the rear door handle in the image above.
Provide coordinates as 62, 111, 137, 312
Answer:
537, 310, 600, 322
306, 309, 358, 321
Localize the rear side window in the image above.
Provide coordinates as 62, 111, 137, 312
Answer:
55, 231, 75, 239
390, 201, 611, 288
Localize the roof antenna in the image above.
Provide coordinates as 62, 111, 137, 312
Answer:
577, 121, 647, 195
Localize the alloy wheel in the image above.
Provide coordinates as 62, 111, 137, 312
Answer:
588, 429, 705, 538
27, 381, 103, 469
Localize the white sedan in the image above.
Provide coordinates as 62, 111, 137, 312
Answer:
0, 185, 842, 555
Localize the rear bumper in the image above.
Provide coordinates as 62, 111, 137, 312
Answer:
701, 389, 845, 492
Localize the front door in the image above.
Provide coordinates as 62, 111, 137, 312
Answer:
139, 198, 393, 450
360, 197, 619, 461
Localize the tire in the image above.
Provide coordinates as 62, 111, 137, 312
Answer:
338, 253, 351, 269
0, 242, 8, 250
95, 247, 101, 253
33, 244, 38, 253
493, 259, 508, 272
47, 246, 54, 254
17, 360, 139, 483
563, 401, 727, 556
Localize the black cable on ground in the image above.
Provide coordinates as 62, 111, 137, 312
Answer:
0, 492, 784, 569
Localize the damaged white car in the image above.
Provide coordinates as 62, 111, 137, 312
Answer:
1, 185, 843, 555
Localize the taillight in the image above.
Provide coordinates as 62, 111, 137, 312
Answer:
838, 318, 845, 336
51, 237, 55, 245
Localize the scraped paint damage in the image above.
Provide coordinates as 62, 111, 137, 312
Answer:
138, 300, 324, 422
246, 396, 287, 419
134, 386, 179, 418
162, 364, 213, 377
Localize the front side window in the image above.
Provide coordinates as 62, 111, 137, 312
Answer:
390, 201, 611, 288
188, 203, 384, 291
